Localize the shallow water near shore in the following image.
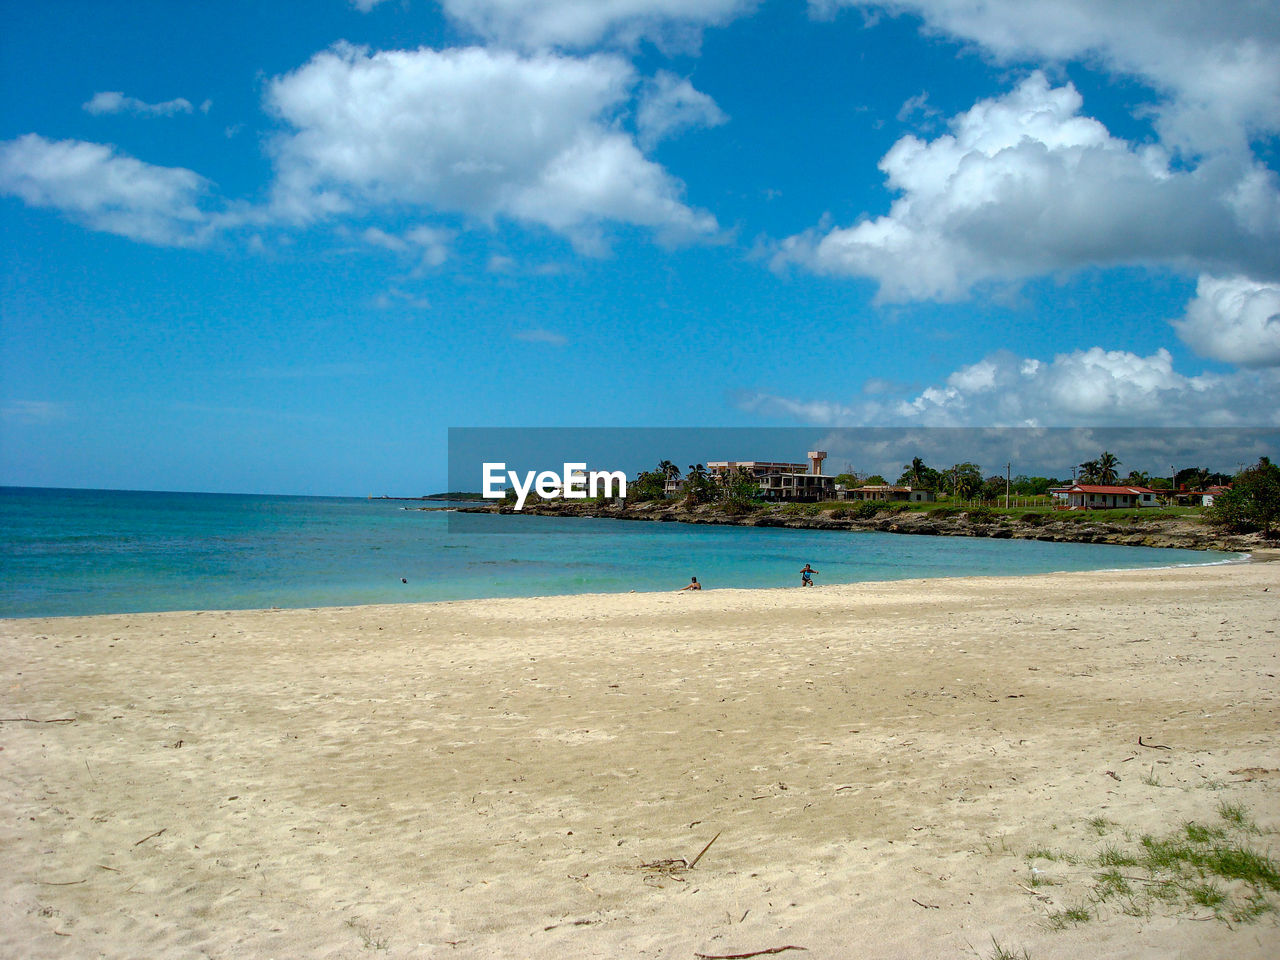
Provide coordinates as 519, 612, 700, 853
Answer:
1, 486, 1236, 617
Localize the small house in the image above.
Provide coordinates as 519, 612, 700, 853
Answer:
841, 485, 933, 503
1058, 484, 1158, 509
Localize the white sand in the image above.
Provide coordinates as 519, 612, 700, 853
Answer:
2, 562, 1278, 959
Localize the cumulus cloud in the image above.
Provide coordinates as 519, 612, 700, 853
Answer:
439, 0, 757, 51
775, 73, 1280, 301
0, 134, 211, 246
740, 346, 1280, 427
816, 0, 1280, 155
350, 0, 391, 11
1174, 274, 1280, 368
264, 44, 717, 251
636, 71, 727, 149
83, 91, 195, 117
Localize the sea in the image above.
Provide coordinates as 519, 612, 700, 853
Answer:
0, 487, 1240, 619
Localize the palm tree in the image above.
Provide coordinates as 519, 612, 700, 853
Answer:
1078, 459, 1100, 484
1097, 451, 1121, 484
683, 464, 713, 505
903, 456, 926, 488
657, 459, 680, 479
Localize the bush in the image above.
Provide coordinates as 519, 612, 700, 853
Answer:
851, 500, 886, 519
781, 502, 821, 517
966, 505, 996, 523
1208, 458, 1280, 538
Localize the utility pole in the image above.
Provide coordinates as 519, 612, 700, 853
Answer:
1005, 462, 1011, 509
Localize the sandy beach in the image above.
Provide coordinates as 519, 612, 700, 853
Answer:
3, 562, 1278, 960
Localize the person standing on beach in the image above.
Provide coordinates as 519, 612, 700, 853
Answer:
800, 563, 817, 586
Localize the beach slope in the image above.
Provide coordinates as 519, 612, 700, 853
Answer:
3, 564, 1278, 959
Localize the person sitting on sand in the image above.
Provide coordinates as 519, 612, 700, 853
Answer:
680, 576, 702, 591
800, 563, 817, 587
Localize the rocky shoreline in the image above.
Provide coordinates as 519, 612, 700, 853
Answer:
454, 499, 1271, 555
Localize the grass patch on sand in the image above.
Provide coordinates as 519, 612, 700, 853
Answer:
985, 937, 1033, 960
1024, 802, 1278, 926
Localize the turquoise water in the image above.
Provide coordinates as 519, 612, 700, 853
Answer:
0, 487, 1236, 618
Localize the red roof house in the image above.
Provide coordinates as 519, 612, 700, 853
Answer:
1058, 484, 1159, 510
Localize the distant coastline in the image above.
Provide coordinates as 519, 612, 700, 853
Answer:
456, 498, 1269, 555
371, 491, 486, 501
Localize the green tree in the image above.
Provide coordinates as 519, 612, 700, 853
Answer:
865, 474, 887, 485
1012, 475, 1058, 496
897, 457, 940, 490
1097, 450, 1121, 484
1175, 466, 1209, 490
683, 463, 715, 505
981, 475, 1007, 501
718, 466, 761, 508
1208, 457, 1280, 538
629, 470, 667, 501
944, 462, 983, 499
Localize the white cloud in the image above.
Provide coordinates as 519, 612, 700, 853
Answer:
0, 134, 211, 246
740, 346, 1280, 427
513, 328, 568, 345
636, 71, 727, 149
83, 91, 195, 117
1174, 275, 1280, 368
362, 224, 454, 268
776, 73, 1280, 301
439, 0, 757, 51
350, 0, 391, 11
896, 90, 940, 124
1, 399, 71, 425
264, 44, 716, 251
817, 1, 1280, 155
373, 288, 431, 310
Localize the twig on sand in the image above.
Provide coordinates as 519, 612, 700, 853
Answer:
544, 918, 601, 932
639, 831, 722, 874
911, 898, 940, 909
694, 947, 807, 959
133, 828, 166, 847
38, 879, 86, 886
1138, 736, 1171, 750
0, 717, 76, 723
688, 831, 721, 870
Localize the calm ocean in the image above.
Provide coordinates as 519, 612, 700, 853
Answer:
0, 487, 1236, 618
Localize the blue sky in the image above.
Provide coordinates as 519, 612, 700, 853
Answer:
2, 0, 1278, 495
